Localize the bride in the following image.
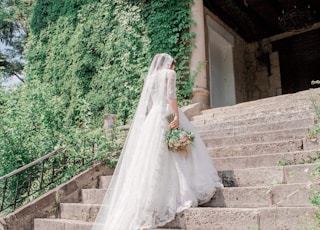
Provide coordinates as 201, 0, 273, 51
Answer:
92, 53, 223, 230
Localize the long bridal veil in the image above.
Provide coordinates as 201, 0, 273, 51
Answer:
92, 53, 222, 230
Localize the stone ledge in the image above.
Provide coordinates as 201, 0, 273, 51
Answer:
184, 207, 260, 230
181, 103, 201, 120
209, 139, 303, 158
184, 206, 318, 230
33, 218, 184, 230
303, 137, 320, 151
199, 88, 320, 116
193, 110, 314, 129
196, 104, 313, 121
0, 163, 113, 230
213, 150, 319, 170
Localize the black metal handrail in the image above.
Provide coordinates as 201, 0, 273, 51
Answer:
0, 144, 96, 215
0, 148, 64, 181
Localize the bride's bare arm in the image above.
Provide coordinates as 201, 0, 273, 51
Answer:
168, 98, 179, 129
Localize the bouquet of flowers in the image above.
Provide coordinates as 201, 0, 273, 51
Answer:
164, 114, 195, 154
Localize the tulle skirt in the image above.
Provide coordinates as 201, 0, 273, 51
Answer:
92, 106, 222, 230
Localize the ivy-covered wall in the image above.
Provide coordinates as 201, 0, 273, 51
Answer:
27, 0, 195, 124
0, 0, 195, 187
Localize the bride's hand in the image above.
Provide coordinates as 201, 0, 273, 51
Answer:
169, 116, 179, 129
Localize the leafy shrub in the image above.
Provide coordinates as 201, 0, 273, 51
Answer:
27, 0, 195, 125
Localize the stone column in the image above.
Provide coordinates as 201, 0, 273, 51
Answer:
190, 0, 210, 109
103, 114, 117, 137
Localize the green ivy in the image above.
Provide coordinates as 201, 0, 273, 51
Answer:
0, 0, 196, 213
12, 0, 196, 170
27, 0, 195, 125
142, 0, 195, 104
1, 0, 196, 177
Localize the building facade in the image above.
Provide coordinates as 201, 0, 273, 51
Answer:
190, 0, 320, 109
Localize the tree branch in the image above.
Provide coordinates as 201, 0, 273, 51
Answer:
13, 72, 25, 83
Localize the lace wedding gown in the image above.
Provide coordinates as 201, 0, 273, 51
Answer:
92, 54, 222, 230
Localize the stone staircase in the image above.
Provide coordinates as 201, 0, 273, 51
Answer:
34, 89, 320, 230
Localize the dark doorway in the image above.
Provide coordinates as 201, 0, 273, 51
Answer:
272, 29, 320, 94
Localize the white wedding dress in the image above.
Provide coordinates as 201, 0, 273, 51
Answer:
92, 54, 222, 230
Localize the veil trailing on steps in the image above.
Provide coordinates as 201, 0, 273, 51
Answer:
92, 53, 222, 230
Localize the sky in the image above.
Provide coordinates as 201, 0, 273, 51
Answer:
1, 41, 23, 87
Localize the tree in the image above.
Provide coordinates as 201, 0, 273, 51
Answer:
0, 0, 35, 82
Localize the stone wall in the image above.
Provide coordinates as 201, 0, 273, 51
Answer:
203, 10, 320, 105
204, 8, 282, 103
243, 42, 282, 101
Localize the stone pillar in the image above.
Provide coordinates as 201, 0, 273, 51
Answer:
190, 0, 210, 109
103, 114, 117, 137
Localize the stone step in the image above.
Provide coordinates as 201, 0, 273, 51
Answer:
79, 182, 317, 210
98, 175, 112, 189
81, 189, 106, 204
33, 218, 183, 230
209, 139, 303, 158
213, 150, 319, 170
59, 203, 184, 228
198, 96, 314, 114
205, 183, 317, 208
98, 175, 111, 189
97, 163, 318, 190
184, 206, 317, 230
193, 110, 314, 131
194, 103, 313, 122
204, 128, 309, 148
53, 183, 317, 227
199, 117, 313, 139
35, 205, 319, 230
60, 203, 100, 222
198, 88, 319, 116
219, 163, 319, 187
34, 218, 92, 230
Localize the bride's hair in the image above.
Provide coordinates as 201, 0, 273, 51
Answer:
147, 53, 174, 77
171, 59, 176, 68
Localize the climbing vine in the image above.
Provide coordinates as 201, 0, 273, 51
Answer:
27, 0, 195, 124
